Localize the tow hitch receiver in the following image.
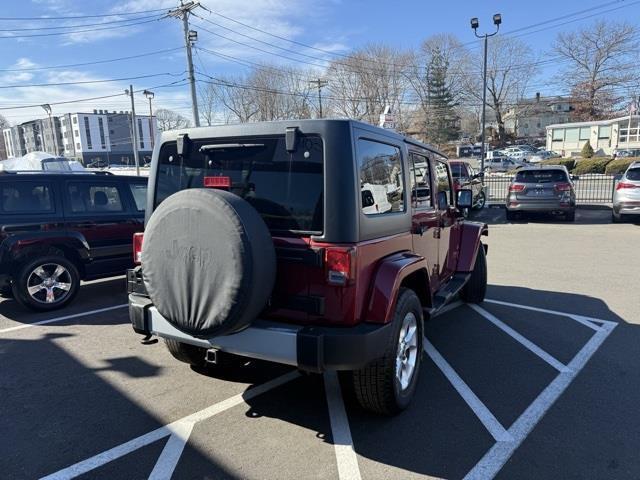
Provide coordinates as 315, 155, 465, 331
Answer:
205, 349, 219, 365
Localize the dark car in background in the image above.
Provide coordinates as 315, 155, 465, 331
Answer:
0, 171, 147, 311
505, 165, 576, 221
450, 160, 486, 212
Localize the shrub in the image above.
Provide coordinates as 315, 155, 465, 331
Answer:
540, 158, 576, 171
573, 158, 612, 174
605, 157, 639, 174
581, 141, 594, 158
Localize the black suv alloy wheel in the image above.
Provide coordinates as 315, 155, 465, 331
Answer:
12, 255, 80, 311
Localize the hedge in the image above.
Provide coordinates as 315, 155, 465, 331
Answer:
572, 158, 612, 175
605, 157, 639, 174
540, 158, 576, 171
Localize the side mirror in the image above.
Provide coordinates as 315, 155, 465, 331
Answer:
571, 175, 579, 181
457, 189, 473, 209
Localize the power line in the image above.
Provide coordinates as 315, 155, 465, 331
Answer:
0, 79, 189, 111
0, 47, 184, 73
0, 13, 166, 31
0, 16, 166, 39
0, 72, 186, 90
0, 8, 169, 21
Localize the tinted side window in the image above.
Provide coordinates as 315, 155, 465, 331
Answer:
410, 153, 432, 209
1, 182, 53, 213
68, 183, 124, 213
127, 182, 147, 211
435, 161, 453, 209
358, 139, 404, 215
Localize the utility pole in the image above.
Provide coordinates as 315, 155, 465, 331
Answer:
125, 85, 140, 176
471, 13, 502, 173
309, 79, 328, 118
169, 1, 201, 126
41, 104, 58, 156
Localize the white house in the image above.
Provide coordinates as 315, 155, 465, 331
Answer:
546, 115, 640, 157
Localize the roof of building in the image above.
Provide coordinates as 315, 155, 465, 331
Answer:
546, 115, 640, 130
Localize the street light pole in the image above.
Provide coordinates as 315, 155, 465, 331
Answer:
471, 13, 501, 173
143, 90, 155, 151
41, 104, 58, 156
125, 85, 141, 177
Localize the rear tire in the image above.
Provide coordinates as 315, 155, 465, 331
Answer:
505, 210, 516, 221
164, 339, 243, 370
565, 210, 575, 222
0, 284, 13, 298
12, 255, 80, 311
612, 211, 622, 223
460, 246, 487, 304
351, 288, 424, 415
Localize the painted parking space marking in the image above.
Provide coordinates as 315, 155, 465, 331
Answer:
40, 371, 300, 480
424, 339, 513, 443
324, 371, 362, 480
0, 304, 128, 335
484, 299, 607, 331
148, 420, 194, 480
464, 321, 616, 480
468, 304, 571, 373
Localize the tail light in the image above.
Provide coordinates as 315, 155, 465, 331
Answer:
133, 232, 144, 264
617, 182, 639, 190
554, 182, 572, 192
204, 176, 231, 189
509, 184, 525, 192
324, 247, 356, 286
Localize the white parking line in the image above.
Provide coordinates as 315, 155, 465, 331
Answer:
484, 299, 610, 331
468, 304, 572, 373
40, 371, 300, 480
148, 421, 194, 480
424, 339, 513, 443
464, 321, 616, 480
324, 371, 362, 480
0, 304, 128, 335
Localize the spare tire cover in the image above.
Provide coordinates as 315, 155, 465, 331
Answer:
142, 188, 276, 337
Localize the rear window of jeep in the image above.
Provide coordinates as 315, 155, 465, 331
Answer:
154, 135, 324, 234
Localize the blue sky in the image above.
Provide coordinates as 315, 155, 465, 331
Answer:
0, 0, 638, 125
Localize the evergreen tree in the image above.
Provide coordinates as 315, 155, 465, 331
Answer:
425, 48, 460, 145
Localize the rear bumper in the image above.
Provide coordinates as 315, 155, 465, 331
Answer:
505, 200, 575, 212
613, 198, 640, 215
129, 293, 393, 373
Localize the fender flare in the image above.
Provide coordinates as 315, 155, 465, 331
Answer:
1, 231, 90, 271
364, 252, 430, 324
456, 221, 488, 273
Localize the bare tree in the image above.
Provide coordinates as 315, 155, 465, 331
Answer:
210, 64, 314, 123
199, 83, 220, 126
326, 44, 413, 129
464, 36, 537, 144
155, 108, 192, 131
554, 20, 639, 120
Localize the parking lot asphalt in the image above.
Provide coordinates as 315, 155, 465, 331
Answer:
1, 207, 639, 480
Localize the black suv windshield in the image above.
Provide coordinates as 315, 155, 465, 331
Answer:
155, 135, 324, 234
515, 169, 567, 183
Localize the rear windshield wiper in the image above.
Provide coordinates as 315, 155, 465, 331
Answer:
200, 143, 264, 152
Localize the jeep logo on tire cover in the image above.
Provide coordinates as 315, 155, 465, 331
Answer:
165, 240, 212, 268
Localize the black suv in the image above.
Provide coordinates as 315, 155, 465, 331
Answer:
0, 171, 147, 311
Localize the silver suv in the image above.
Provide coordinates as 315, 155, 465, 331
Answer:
612, 161, 640, 222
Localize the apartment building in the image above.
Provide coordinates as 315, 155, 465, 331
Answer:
3, 109, 157, 166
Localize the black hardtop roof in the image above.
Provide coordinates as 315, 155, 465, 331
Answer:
157, 118, 444, 157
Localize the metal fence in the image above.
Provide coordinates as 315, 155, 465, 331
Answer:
483, 173, 619, 205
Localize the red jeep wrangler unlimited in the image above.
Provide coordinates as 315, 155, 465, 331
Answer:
128, 120, 487, 415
